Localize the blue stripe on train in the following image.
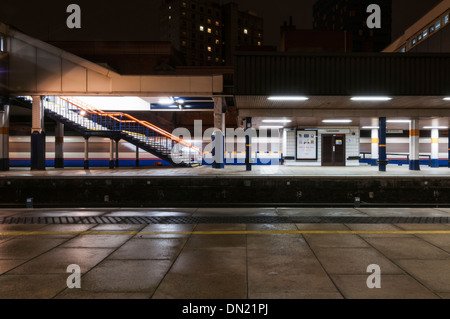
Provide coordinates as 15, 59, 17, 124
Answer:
359, 158, 448, 167
10, 159, 171, 167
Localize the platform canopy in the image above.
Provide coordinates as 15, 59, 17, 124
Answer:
0, 22, 223, 97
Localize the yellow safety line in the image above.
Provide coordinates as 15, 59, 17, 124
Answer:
1, 230, 450, 236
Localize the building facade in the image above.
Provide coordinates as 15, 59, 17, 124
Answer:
383, 0, 450, 53
160, 0, 264, 66
313, 0, 392, 52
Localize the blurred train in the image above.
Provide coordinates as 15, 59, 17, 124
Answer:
7, 134, 449, 168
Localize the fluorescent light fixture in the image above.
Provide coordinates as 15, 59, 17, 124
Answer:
262, 119, 292, 123
322, 119, 352, 123
423, 126, 448, 129
386, 120, 411, 123
351, 96, 392, 101
158, 97, 174, 105
267, 96, 309, 101
259, 126, 284, 129
362, 126, 379, 129
444, 97, 450, 101
79, 110, 86, 117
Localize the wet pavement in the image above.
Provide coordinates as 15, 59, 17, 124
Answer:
0, 207, 449, 299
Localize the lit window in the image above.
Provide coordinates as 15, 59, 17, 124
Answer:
207, 56, 212, 61
436, 20, 441, 30
400, 47, 406, 53
445, 14, 449, 24
0, 36, 4, 52
207, 46, 212, 52
215, 21, 220, 26
215, 57, 219, 62
169, 16, 172, 20
243, 29, 248, 34
257, 41, 261, 46
423, 29, 428, 38
258, 33, 262, 38
182, 2, 186, 7
181, 40, 187, 46
215, 39, 219, 44
182, 11, 186, 16
430, 25, 435, 33
418, 34, 422, 41
207, 28, 212, 33
168, 5, 171, 10
207, 19, 211, 24
412, 38, 416, 45
199, 25, 204, 31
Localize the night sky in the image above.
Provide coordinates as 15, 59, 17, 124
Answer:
0, 0, 444, 47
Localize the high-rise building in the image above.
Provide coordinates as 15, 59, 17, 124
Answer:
313, 0, 392, 52
160, 0, 264, 66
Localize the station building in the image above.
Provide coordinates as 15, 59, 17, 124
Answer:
1, 0, 450, 173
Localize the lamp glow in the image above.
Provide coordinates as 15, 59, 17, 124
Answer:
322, 119, 352, 123
267, 96, 309, 101
262, 119, 292, 123
351, 97, 392, 101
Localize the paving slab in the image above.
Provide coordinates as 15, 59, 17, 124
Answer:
415, 234, 450, 254
194, 207, 277, 216
313, 247, 404, 275
364, 237, 450, 260
0, 238, 68, 259
277, 208, 367, 217
8, 247, 114, 274
78, 259, 172, 293
396, 260, 450, 293
303, 234, 370, 248
61, 234, 133, 248
137, 224, 195, 239
331, 274, 438, 299
356, 208, 450, 217
152, 247, 247, 299
345, 224, 411, 238
109, 238, 186, 260
0, 260, 27, 275
0, 274, 68, 299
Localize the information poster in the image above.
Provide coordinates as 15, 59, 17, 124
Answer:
297, 130, 317, 160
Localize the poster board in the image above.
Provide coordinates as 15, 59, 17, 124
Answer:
296, 130, 317, 160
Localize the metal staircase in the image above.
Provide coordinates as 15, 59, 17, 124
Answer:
13, 96, 202, 167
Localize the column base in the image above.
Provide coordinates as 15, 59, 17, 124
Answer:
54, 158, 64, 169
31, 131, 46, 171
212, 162, 224, 169
431, 159, 440, 168
84, 160, 89, 170
0, 158, 9, 171
109, 160, 115, 169
409, 160, 420, 171
115, 160, 120, 168
135, 159, 140, 168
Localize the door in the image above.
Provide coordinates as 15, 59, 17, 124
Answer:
321, 134, 346, 166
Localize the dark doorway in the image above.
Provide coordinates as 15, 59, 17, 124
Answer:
321, 134, 346, 166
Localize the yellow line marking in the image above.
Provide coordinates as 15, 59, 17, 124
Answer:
1, 230, 450, 236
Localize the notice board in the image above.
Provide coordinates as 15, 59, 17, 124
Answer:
296, 130, 317, 160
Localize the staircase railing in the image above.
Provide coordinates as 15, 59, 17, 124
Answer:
19, 95, 203, 166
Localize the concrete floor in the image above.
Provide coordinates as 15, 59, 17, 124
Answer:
2, 164, 450, 178
0, 207, 450, 299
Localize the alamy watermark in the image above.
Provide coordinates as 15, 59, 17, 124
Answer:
169, 121, 280, 165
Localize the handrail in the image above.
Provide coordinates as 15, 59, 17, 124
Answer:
59, 96, 202, 154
